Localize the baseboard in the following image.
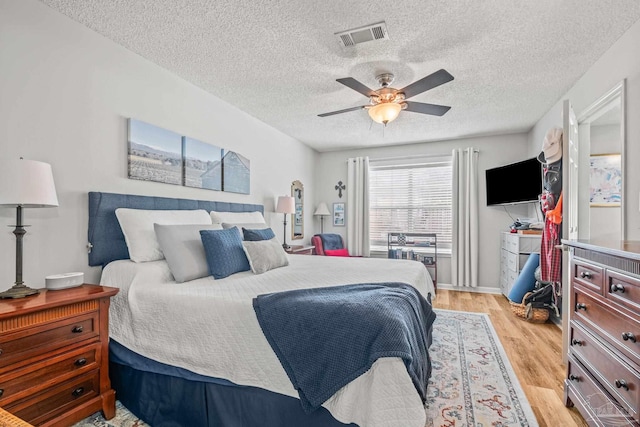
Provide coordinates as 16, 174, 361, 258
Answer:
437, 283, 503, 295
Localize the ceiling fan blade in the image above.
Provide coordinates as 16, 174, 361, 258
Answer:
318, 105, 367, 117
399, 69, 454, 99
336, 77, 376, 97
404, 101, 451, 116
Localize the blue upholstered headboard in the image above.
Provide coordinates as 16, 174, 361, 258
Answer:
88, 191, 264, 267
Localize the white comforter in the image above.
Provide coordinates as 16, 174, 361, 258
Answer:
101, 255, 435, 427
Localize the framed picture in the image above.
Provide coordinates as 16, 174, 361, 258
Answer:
589, 153, 622, 207
333, 202, 345, 226
183, 137, 223, 191
128, 119, 183, 185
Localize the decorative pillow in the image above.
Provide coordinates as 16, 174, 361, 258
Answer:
222, 222, 269, 236
115, 208, 212, 262
243, 227, 276, 241
324, 248, 350, 257
210, 211, 265, 225
200, 228, 250, 279
154, 223, 223, 283
242, 238, 289, 274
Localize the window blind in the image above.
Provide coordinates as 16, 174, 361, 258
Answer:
369, 157, 452, 248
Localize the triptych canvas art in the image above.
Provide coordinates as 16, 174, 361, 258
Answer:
127, 118, 250, 194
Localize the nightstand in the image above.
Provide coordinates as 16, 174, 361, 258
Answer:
0, 284, 119, 426
285, 245, 315, 255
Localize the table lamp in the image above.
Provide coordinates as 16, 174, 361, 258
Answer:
314, 202, 330, 233
276, 195, 295, 250
0, 158, 59, 298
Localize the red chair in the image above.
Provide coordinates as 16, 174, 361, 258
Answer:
311, 234, 350, 256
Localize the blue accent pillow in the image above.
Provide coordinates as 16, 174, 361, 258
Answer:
508, 253, 540, 303
200, 228, 250, 279
243, 227, 276, 241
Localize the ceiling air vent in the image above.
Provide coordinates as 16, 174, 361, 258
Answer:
335, 22, 389, 47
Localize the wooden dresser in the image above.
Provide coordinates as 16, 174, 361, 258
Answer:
0, 284, 119, 426
564, 240, 640, 426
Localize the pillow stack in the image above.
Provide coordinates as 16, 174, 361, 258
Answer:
115, 208, 287, 281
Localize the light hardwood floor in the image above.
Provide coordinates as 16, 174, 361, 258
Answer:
432, 289, 588, 427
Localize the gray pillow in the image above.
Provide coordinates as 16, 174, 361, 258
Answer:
154, 223, 223, 283
222, 222, 269, 239
242, 238, 289, 274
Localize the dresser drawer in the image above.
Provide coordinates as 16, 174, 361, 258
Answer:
570, 322, 640, 422
573, 288, 640, 366
567, 354, 636, 426
573, 259, 604, 294
0, 312, 98, 369
0, 343, 100, 406
5, 370, 99, 425
606, 269, 640, 315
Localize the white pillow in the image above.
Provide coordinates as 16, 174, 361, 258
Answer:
115, 208, 212, 262
210, 210, 265, 225
242, 238, 289, 274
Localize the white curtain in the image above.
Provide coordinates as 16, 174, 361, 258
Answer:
347, 156, 370, 257
451, 148, 479, 287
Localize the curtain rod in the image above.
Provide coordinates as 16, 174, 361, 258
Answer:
366, 149, 479, 163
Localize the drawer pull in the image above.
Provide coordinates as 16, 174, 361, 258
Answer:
0, 389, 3, 397
614, 379, 629, 391
71, 325, 84, 333
0, 349, 3, 356
72, 387, 85, 397
611, 283, 625, 293
571, 339, 583, 346
74, 358, 87, 366
569, 374, 580, 382
576, 303, 587, 311
580, 271, 593, 279
622, 332, 637, 343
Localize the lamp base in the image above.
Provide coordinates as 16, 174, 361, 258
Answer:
282, 243, 291, 250
0, 284, 39, 299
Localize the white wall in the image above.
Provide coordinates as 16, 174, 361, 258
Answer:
315, 133, 531, 289
528, 18, 640, 239
0, 0, 318, 290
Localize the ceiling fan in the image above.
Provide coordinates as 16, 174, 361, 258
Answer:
318, 69, 454, 125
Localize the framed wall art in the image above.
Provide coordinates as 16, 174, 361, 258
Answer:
589, 153, 622, 206
333, 202, 345, 226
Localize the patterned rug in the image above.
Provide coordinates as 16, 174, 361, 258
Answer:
73, 309, 537, 427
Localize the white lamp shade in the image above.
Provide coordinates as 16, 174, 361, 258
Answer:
275, 196, 295, 214
314, 202, 330, 216
0, 159, 59, 207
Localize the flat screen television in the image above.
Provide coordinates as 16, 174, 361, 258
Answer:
485, 157, 542, 206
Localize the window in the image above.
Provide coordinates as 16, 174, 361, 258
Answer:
369, 156, 452, 251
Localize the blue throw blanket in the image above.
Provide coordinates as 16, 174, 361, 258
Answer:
253, 282, 436, 413
319, 233, 343, 251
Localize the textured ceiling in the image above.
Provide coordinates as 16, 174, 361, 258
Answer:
39, 0, 640, 152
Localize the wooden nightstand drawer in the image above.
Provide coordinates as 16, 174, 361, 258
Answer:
0, 284, 119, 426
0, 343, 100, 406
0, 313, 98, 369
5, 371, 100, 425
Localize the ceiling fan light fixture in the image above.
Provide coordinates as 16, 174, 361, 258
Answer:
368, 102, 402, 125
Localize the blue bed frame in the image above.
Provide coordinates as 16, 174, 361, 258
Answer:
88, 191, 354, 427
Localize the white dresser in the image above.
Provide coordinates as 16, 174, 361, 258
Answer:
500, 232, 542, 298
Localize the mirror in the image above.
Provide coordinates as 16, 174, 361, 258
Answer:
291, 180, 303, 240
577, 80, 625, 240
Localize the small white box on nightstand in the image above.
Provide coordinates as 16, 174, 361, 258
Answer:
45, 272, 84, 290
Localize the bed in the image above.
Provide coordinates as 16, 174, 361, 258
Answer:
88, 191, 436, 427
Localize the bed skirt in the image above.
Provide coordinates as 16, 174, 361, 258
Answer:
109, 342, 356, 427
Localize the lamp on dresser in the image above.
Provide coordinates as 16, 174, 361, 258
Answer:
0, 158, 58, 299
276, 195, 295, 250
314, 202, 330, 233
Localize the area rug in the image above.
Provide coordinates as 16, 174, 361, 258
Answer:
73, 309, 538, 427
